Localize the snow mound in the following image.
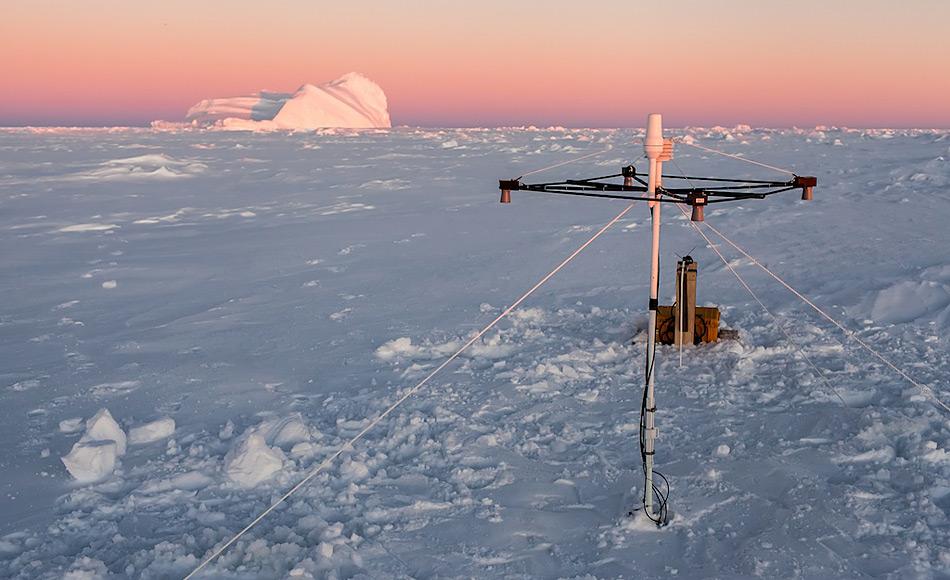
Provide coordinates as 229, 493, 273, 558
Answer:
375, 337, 419, 360
63, 556, 109, 579
72, 153, 206, 181
61, 440, 119, 483
58, 417, 84, 433
82, 408, 127, 455
224, 433, 286, 487
58, 223, 119, 233
871, 280, 950, 324
184, 73, 391, 131
268, 416, 312, 448
129, 417, 176, 445
60, 408, 127, 482
221, 416, 313, 486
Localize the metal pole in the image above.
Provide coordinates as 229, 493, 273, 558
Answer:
642, 114, 663, 519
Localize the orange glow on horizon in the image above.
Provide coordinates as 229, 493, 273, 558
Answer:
3, 0, 949, 127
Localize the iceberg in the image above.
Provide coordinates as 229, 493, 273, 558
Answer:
184, 72, 391, 130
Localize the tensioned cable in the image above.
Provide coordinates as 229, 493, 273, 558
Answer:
675, 205, 848, 406
183, 202, 638, 579
671, 157, 695, 371
516, 145, 615, 179
701, 220, 950, 415
676, 139, 796, 176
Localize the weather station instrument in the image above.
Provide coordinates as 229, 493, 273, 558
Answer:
498, 114, 817, 525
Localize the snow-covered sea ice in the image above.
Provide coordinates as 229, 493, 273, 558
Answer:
1, 126, 949, 578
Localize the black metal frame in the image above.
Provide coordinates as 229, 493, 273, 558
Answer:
499, 166, 817, 209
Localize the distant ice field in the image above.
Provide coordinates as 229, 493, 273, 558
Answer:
0, 126, 948, 578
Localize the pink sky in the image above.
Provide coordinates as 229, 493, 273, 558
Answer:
3, 0, 949, 127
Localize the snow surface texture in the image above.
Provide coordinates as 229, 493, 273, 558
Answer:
182, 72, 391, 131
1, 126, 949, 577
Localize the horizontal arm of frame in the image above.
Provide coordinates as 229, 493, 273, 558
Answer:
705, 186, 798, 202
518, 188, 689, 203
660, 174, 792, 186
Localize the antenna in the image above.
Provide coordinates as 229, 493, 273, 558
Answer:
497, 114, 817, 526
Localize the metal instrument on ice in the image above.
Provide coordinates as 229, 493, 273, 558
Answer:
498, 114, 817, 526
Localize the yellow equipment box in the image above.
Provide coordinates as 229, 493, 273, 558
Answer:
656, 305, 720, 345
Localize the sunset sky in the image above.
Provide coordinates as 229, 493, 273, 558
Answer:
3, 0, 949, 127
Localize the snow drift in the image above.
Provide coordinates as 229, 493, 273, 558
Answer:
184, 72, 391, 130
224, 433, 285, 487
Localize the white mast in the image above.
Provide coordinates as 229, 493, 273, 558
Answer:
642, 113, 664, 520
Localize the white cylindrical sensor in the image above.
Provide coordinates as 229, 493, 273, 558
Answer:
644, 113, 664, 160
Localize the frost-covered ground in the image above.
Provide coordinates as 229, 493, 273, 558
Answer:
1, 126, 949, 579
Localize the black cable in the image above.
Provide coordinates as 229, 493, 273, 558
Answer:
706, 186, 797, 203
658, 174, 789, 185
574, 172, 624, 182
515, 182, 796, 203
528, 189, 687, 204
638, 345, 669, 526
697, 184, 789, 191
634, 243, 670, 526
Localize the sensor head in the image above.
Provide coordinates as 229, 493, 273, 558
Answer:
644, 113, 664, 160
792, 175, 817, 201
688, 191, 708, 222
499, 179, 520, 204
659, 138, 674, 162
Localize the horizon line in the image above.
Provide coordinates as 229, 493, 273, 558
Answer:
2, 124, 950, 131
